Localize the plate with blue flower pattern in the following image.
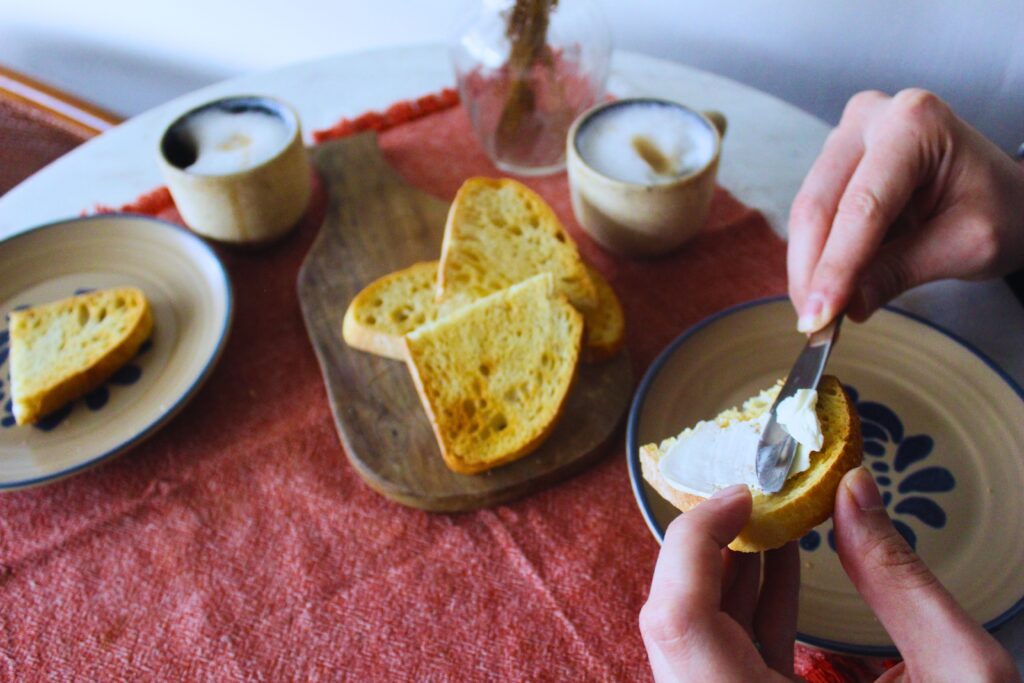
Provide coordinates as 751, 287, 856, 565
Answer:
0, 215, 232, 489
627, 296, 1024, 656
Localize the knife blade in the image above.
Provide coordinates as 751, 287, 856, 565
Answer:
755, 315, 843, 493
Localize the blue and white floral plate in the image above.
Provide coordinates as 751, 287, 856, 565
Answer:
627, 296, 1024, 656
0, 215, 232, 490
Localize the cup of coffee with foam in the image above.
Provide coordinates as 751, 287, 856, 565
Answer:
566, 98, 727, 256
158, 95, 311, 245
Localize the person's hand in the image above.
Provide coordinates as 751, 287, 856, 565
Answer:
833, 467, 1021, 682
639, 473, 1022, 683
639, 485, 800, 681
788, 88, 1024, 332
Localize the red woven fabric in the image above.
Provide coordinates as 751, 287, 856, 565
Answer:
1, 96, 877, 682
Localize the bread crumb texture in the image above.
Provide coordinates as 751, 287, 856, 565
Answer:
10, 287, 153, 425
438, 177, 597, 313
404, 274, 583, 474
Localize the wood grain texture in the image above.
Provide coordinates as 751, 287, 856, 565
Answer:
298, 133, 632, 511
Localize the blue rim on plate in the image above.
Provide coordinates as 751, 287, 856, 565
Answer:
626, 295, 1024, 657
0, 213, 234, 490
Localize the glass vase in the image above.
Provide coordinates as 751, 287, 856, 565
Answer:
451, 0, 612, 176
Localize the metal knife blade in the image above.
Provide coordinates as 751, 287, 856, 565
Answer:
755, 315, 843, 493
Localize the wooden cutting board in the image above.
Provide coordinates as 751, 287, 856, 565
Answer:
297, 133, 633, 511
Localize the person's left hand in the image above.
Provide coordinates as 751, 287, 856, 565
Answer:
639, 485, 800, 682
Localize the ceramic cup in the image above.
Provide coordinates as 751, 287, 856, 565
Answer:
158, 95, 311, 245
566, 98, 727, 257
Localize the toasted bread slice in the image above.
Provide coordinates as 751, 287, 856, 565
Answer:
582, 265, 625, 362
342, 261, 440, 360
640, 375, 862, 552
343, 260, 622, 363
437, 177, 597, 313
403, 273, 583, 474
9, 287, 154, 425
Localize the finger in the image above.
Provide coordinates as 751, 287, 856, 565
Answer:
833, 468, 1003, 667
720, 550, 761, 637
788, 91, 888, 318
753, 542, 800, 677
788, 126, 866, 314
721, 548, 739, 593
645, 485, 752, 633
801, 99, 935, 332
874, 662, 908, 683
850, 205, 1000, 320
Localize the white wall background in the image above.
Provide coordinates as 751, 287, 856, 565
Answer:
2, 0, 1022, 153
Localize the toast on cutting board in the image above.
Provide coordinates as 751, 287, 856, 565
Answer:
8, 287, 154, 425
343, 260, 624, 363
436, 177, 598, 314
403, 273, 583, 474
342, 260, 440, 361
640, 375, 862, 552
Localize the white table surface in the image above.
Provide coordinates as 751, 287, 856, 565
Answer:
2, 44, 1022, 666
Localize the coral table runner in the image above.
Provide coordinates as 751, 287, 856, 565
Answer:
0, 91, 880, 681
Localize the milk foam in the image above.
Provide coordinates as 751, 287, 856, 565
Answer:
576, 103, 715, 185
184, 109, 291, 175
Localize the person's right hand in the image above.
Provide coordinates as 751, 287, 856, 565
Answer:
834, 467, 1021, 682
788, 89, 1024, 332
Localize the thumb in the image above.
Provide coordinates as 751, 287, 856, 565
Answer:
847, 245, 919, 321
833, 468, 1005, 669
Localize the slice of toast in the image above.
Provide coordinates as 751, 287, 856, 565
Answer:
9, 287, 154, 425
403, 273, 583, 475
437, 177, 597, 313
342, 261, 440, 360
342, 260, 624, 363
640, 375, 862, 552
582, 265, 625, 363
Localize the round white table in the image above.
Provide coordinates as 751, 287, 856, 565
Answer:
1, 44, 1021, 668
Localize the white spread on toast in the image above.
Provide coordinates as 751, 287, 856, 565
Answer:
658, 388, 822, 496
776, 389, 823, 453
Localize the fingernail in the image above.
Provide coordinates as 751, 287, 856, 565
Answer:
711, 484, 749, 501
797, 293, 829, 333
845, 467, 884, 511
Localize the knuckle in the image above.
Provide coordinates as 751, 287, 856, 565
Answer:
893, 88, 949, 126
843, 90, 888, 121
965, 217, 1003, 274
861, 530, 938, 592
638, 600, 686, 644
789, 194, 830, 231
836, 187, 885, 227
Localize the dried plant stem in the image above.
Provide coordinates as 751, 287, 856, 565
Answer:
495, 0, 558, 155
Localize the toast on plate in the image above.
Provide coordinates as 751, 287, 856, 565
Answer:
9, 287, 154, 425
640, 375, 862, 552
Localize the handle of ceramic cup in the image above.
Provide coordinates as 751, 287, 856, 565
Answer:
702, 110, 727, 138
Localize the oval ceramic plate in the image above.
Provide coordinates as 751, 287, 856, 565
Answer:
627, 297, 1024, 656
0, 215, 232, 489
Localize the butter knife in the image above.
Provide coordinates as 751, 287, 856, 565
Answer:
755, 315, 843, 493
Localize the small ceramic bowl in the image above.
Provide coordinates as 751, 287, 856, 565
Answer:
158, 95, 311, 245
566, 98, 727, 257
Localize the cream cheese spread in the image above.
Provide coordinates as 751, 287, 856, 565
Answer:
776, 389, 823, 453
658, 388, 822, 496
